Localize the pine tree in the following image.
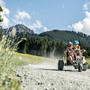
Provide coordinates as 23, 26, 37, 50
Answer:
0, 6, 3, 39
0, 6, 3, 28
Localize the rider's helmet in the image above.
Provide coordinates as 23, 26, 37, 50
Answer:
73, 40, 79, 45
67, 42, 73, 46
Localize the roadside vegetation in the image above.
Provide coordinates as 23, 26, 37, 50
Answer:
14, 53, 90, 69
86, 58, 90, 69
14, 53, 52, 66
0, 7, 21, 89
0, 33, 21, 89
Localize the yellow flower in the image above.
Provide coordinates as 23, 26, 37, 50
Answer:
6, 48, 9, 51
0, 47, 1, 50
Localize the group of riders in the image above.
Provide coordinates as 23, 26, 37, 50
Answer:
64, 40, 87, 65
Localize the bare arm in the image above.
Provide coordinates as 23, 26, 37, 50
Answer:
64, 49, 68, 54
81, 49, 86, 53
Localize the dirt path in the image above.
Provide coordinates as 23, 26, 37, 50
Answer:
16, 61, 90, 90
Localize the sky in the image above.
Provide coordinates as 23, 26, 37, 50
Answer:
0, 0, 90, 34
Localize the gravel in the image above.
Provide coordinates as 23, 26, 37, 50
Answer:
16, 61, 90, 90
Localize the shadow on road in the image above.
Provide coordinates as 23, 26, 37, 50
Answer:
38, 68, 77, 72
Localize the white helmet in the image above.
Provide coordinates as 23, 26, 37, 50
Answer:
67, 42, 73, 46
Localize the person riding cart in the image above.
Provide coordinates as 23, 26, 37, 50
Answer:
64, 42, 73, 65
58, 40, 88, 72
68, 40, 87, 65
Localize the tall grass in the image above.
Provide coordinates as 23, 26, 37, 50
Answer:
0, 28, 22, 90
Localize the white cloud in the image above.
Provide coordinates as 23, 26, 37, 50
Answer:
83, 3, 88, 10
68, 2, 90, 35
68, 25, 72, 28
0, 0, 5, 7
43, 27, 50, 32
12, 11, 31, 24
28, 20, 42, 33
12, 18, 26, 25
0, 0, 10, 28
15, 11, 31, 20
28, 20, 50, 33
72, 21, 83, 32
1, 15, 9, 27
13, 10, 49, 33
35, 20, 42, 28
1, 7, 10, 16
70, 11, 90, 35
83, 2, 90, 11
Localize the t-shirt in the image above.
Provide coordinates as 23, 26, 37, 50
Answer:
66, 49, 72, 57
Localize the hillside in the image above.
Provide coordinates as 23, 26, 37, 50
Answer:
3, 24, 36, 38
2, 24, 90, 51
39, 30, 90, 47
9, 24, 34, 34
3, 24, 90, 47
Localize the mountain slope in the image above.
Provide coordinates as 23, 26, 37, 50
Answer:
39, 30, 90, 47
9, 24, 34, 34
3, 24, 90, 47
3, 24, 35, 38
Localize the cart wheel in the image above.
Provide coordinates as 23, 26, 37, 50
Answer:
58, 60, 64, 70
83, 62, 88, 71
73, 65, 78, 69
78, 63, 83, 72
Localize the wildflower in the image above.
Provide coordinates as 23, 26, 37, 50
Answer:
6, 48, 9, 51
0, 47, 1, 50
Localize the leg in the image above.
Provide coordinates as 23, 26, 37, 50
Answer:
68, 56, 73, 64
81, 56, 86, 64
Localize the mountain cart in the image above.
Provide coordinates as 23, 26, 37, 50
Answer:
58, 50, 88, 72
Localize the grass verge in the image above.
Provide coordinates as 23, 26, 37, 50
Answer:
14, 53, 90, 69
86, 58, 90, 69
14, 53, 52, 66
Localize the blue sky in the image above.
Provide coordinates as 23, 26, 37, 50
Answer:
0, 0, 90, 34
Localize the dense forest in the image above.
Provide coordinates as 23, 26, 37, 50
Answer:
17, 37, 90, 58
18, 37, 66, 58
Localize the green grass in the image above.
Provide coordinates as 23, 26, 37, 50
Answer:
14, 53, 52, 66
86, 58, 90, 69
14, 53, 90, 69
13, 52, 90, 69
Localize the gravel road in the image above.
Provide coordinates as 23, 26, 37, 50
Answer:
16, 60, 90, 90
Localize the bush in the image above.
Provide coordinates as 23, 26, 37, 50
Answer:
0, 29, 22, 89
